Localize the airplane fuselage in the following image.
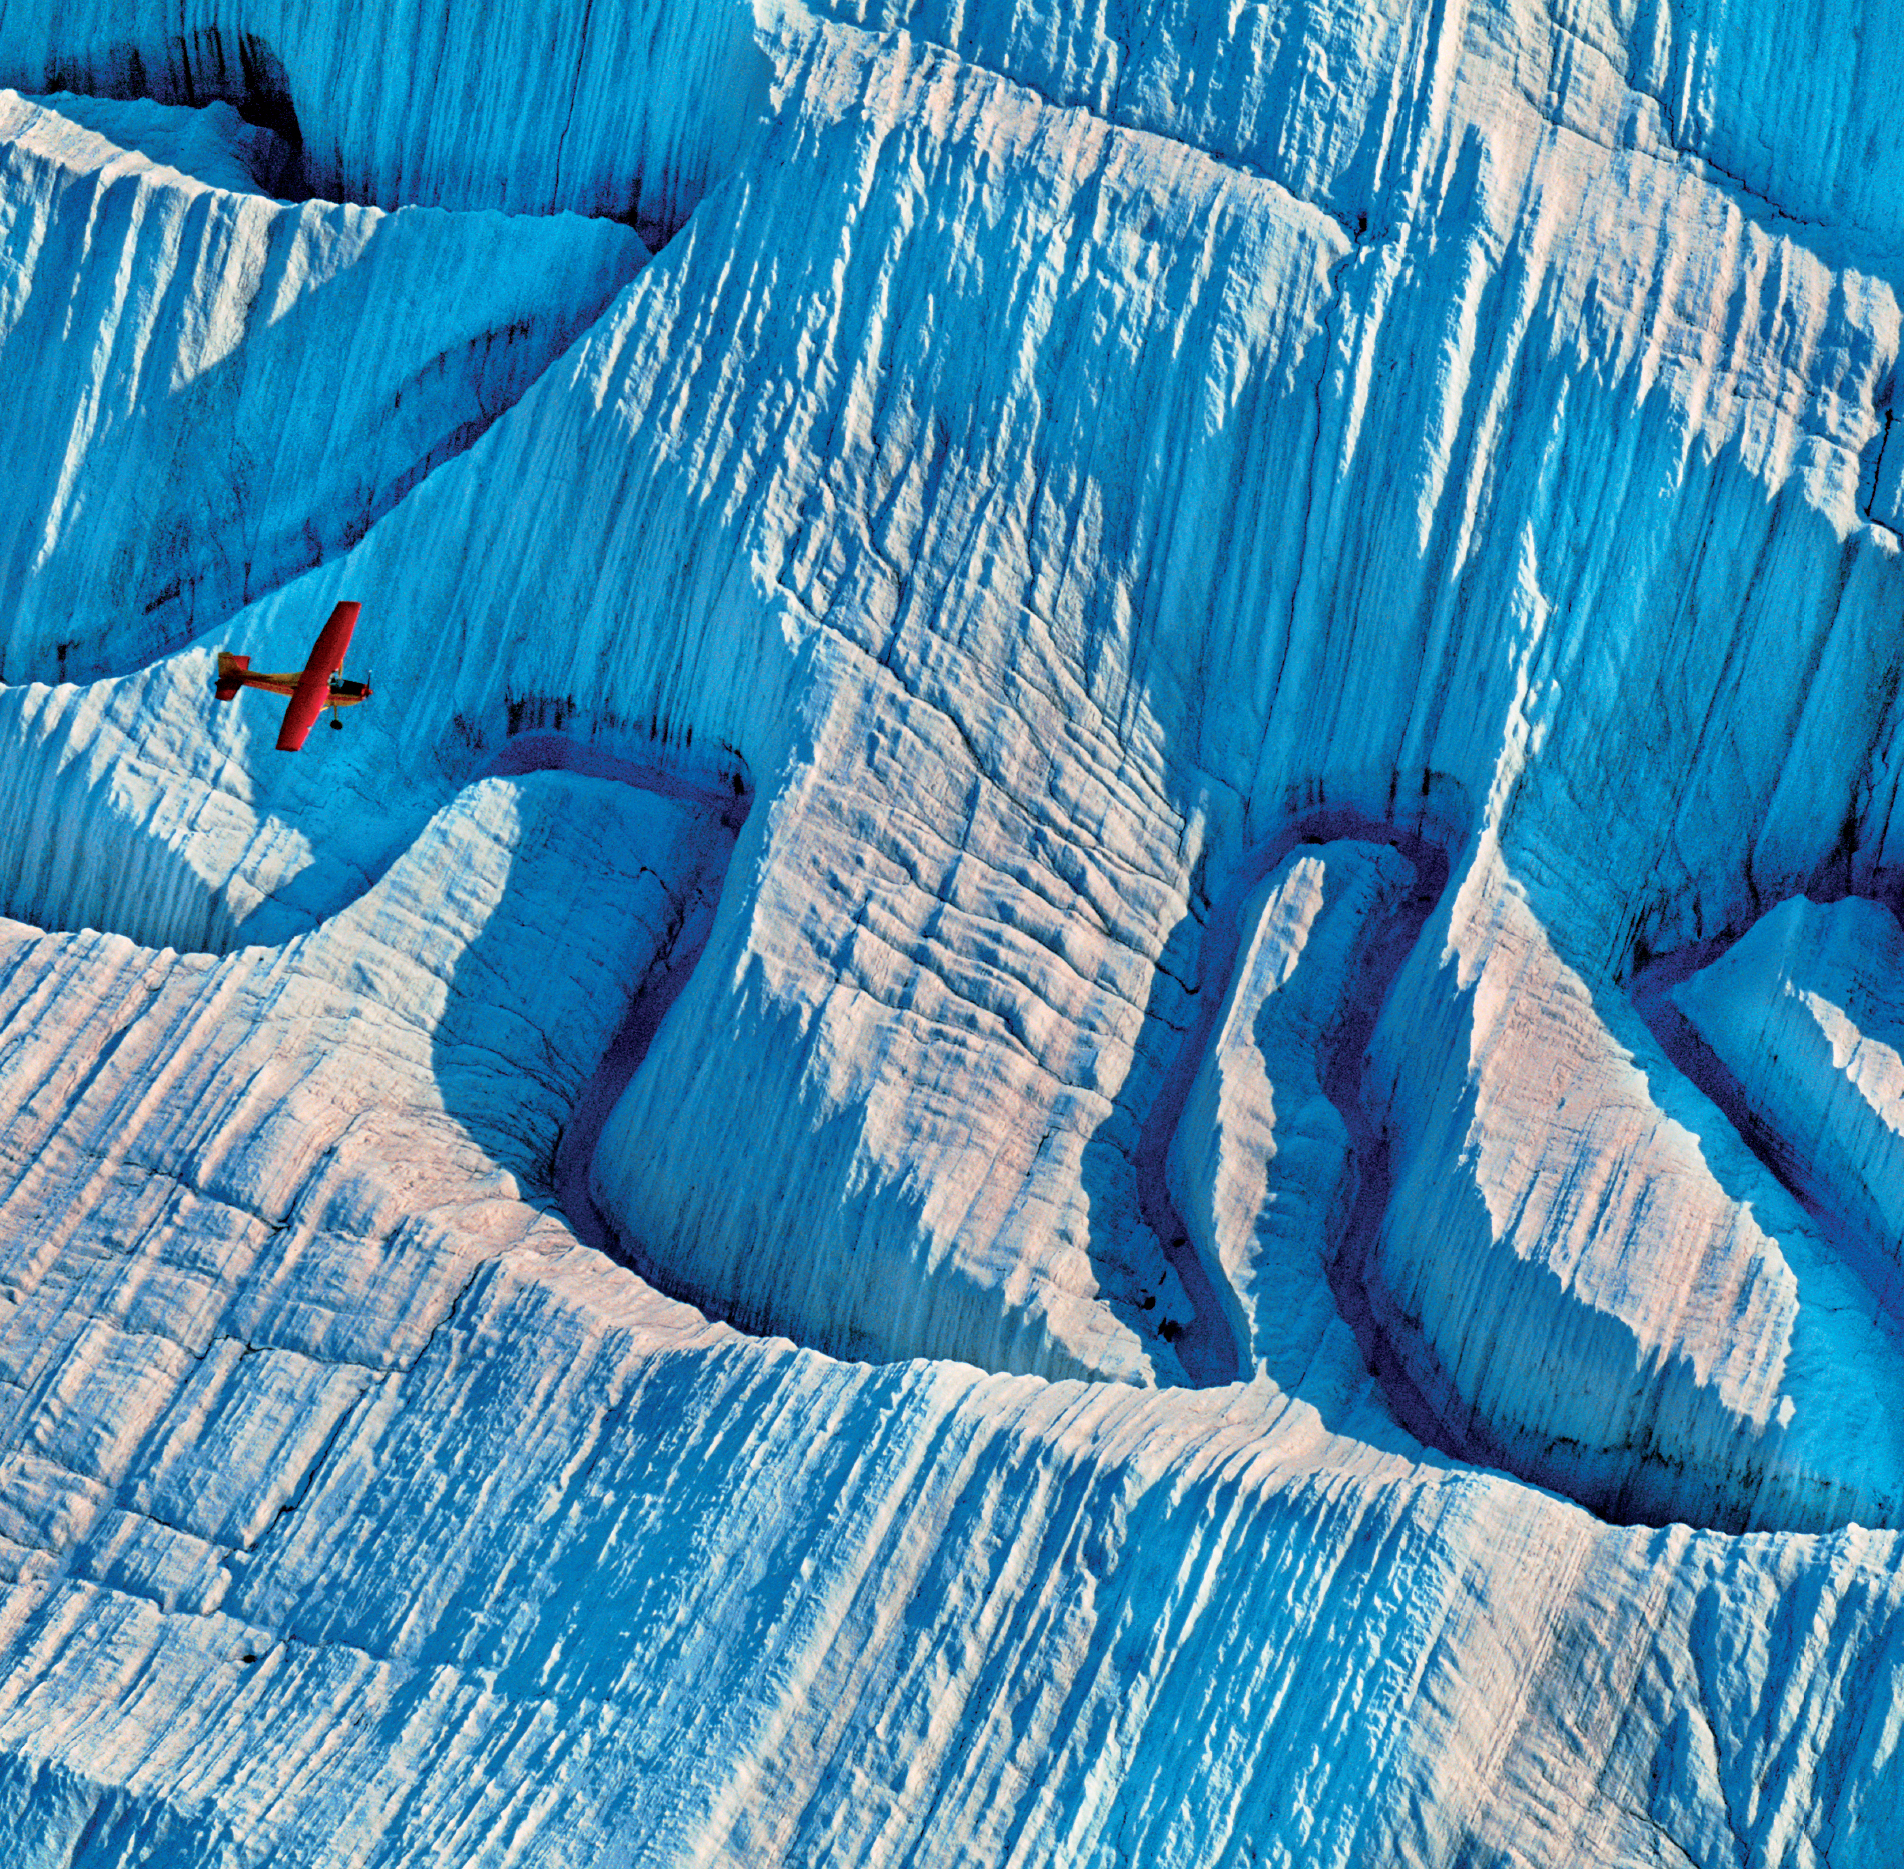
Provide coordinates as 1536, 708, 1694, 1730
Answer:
226, 667, 370, 705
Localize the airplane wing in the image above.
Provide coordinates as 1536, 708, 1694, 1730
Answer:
276, 601, 360, 751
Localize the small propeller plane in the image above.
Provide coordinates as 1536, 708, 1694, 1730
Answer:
215, 600, 373, 751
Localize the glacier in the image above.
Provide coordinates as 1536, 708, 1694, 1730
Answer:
0, 0, 1901, 1861
1672, 897, 1904, 1309
0, 90, 645, 685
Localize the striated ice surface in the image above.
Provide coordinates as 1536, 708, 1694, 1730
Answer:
0, 0, 773, 237
1370, 843, 1904, 1534
0, 91, 645, 683
0, 0, 1902, 1860
1164, 837, 1418, 1413
1675, 895, 1904, 1298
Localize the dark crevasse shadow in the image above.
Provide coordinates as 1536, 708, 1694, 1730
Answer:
476, 721, 752, 824
551, 880, 727, 1256
45, 31, 312, 195
1090, 805, 1452, 1396
1301, 826, 1460, 1438
426, 738, 747, 1252
531, 734, 751, 1256
1628, 883, 1904, 1327
1093, 883, 1234, 1385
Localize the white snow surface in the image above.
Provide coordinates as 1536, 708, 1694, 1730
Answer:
0, 0, 1901, 1861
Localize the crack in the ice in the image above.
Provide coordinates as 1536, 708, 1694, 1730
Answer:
548, 0, 597, 210
864, 809, 1189, 1018
808, 614, 1189, 899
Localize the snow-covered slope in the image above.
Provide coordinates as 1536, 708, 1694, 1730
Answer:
0, 91, 645, 683
1, 0, 1904, 1859
1675, 896, 1904, 1303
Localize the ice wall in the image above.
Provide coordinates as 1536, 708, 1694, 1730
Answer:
1369, 844, 1904, 1532
0, 0, 772, 236
0, 92, 645, 684
9, 0, 1900, 246
1676, 896, 1904, 1300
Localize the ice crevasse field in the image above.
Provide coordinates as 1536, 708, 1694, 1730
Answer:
0, 0, 1903, 1860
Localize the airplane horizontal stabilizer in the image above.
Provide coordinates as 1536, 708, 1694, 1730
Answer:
214, 652, 251, 702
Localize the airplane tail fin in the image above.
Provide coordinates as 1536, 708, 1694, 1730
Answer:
214, 652, 250, 702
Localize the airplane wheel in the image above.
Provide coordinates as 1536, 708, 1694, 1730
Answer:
330, 718, 343, 731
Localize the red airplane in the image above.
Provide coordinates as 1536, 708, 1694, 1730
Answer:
215, 601, 373, 750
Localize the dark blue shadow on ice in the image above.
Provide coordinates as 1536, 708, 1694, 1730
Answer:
428, 726, 748, 1255
1086, 804, 1452, 1396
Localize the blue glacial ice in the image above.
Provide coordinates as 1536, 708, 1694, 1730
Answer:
0, 1, 1903, 1862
